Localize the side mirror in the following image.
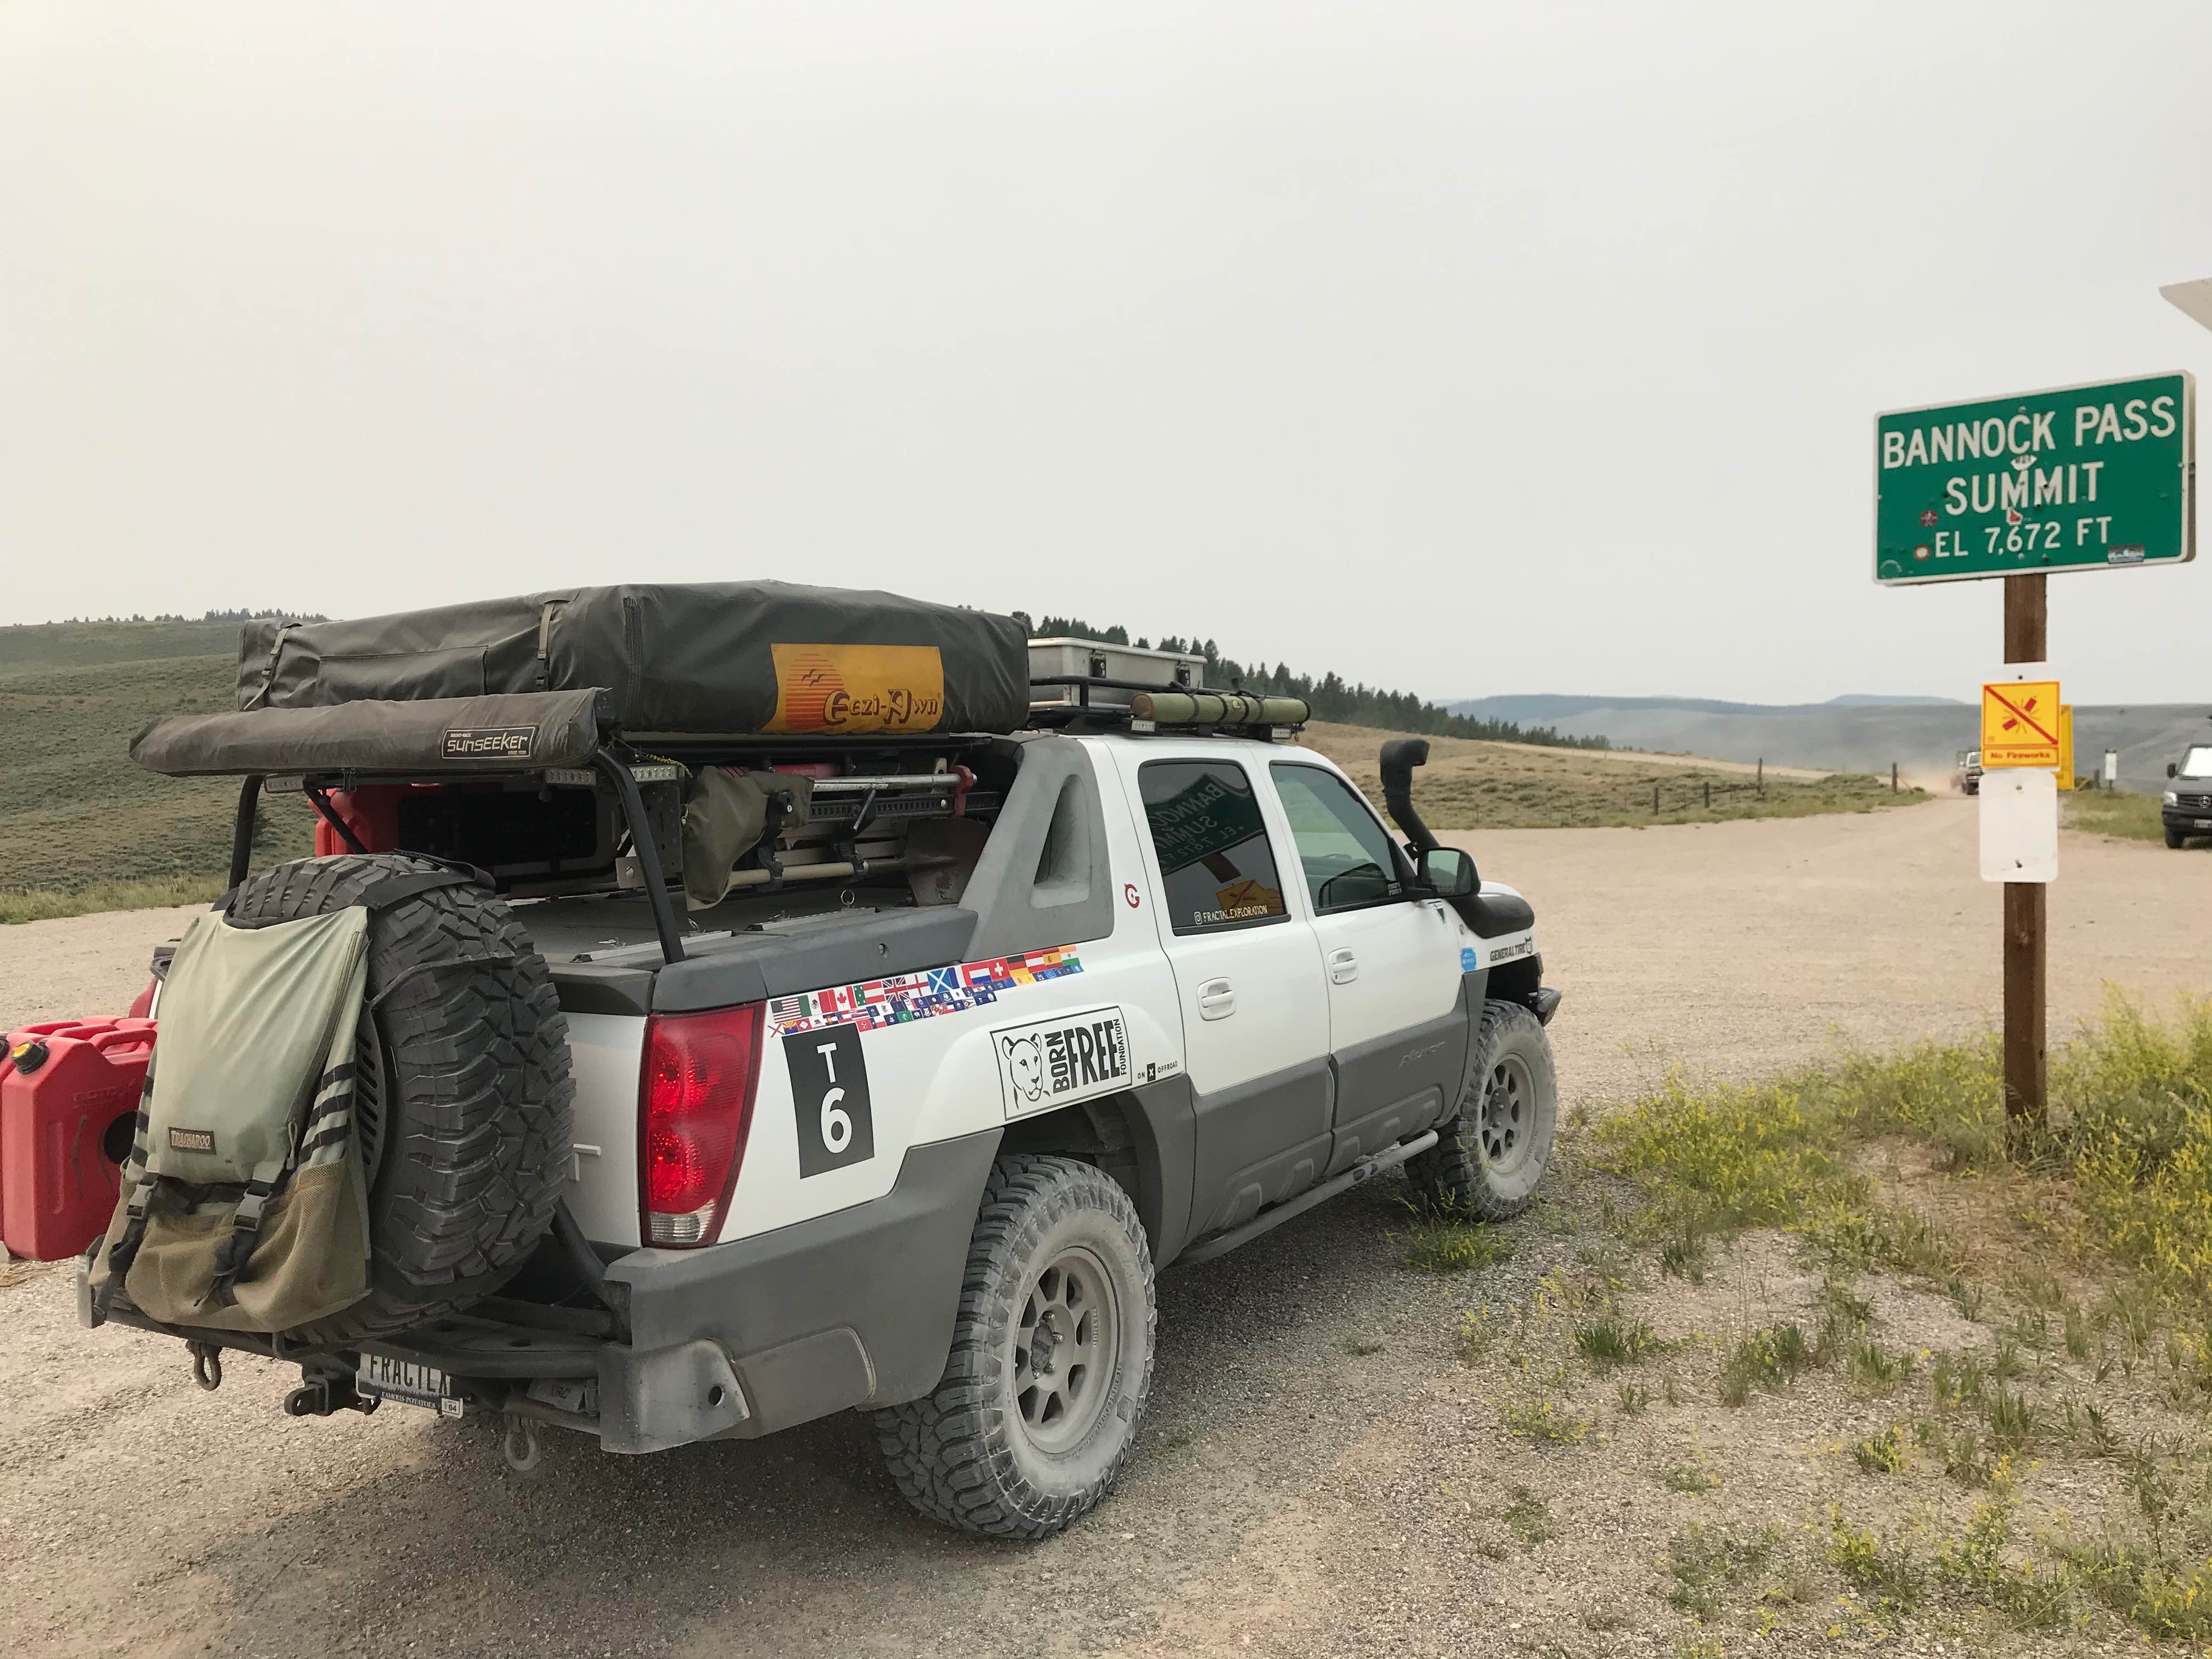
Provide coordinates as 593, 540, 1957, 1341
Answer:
2170, 763, 2180, 778
1418, 847, 1477, 898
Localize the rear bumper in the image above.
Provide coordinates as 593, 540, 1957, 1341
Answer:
85, 1127, 1002, 1455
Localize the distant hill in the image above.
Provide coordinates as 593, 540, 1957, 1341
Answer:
1447, 693, 2209, 790
0, 612, 324, 675
1453, 692, 1966, 723
1822, 693, 1969, 709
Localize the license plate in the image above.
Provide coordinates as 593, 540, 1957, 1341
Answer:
358, 1353, 465, 1417
2198, 820, 2212, 831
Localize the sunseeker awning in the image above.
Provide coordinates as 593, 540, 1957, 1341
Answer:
129, 690, 610, 777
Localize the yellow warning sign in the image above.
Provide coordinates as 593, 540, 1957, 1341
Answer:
2057, 704, 2074, 791
1980, 679, 2062, 769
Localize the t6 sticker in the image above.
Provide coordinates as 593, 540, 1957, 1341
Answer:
782, 1024, 876, 1177
993, 1005, 1131, 1120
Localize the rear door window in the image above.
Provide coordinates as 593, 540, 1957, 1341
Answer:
1138, 760, 1290, 934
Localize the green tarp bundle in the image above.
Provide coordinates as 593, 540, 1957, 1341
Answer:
681, 768, 816, 911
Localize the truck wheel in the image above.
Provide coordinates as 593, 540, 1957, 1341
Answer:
2168, 828, 2188, 849
1407, 1000, 1558, 1222
876, 1154, 1155, 1539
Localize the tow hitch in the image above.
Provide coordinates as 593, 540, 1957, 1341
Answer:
283, 1362, 381, 1419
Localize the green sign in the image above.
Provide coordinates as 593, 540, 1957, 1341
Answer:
1874, 373, 2194, 584
1146, 772, 1266, 873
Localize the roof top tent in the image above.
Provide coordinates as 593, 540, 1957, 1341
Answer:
131, 587, 1308, 971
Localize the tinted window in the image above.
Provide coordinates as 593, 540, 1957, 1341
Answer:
1139, 760, 1290, 934
1271, 764, 1404, 913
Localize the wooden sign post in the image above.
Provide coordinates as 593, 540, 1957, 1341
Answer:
2001, 575, 2047, 1131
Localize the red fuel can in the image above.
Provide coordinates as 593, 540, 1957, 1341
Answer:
312, 785, 405, 857
2, 1018, 155, 1261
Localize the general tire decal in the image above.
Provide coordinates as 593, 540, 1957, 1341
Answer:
782, 1025, 875, 1178
993, 1005, 1131, 1120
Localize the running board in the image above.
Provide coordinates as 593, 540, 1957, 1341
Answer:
1177, 1130, 1441, 1267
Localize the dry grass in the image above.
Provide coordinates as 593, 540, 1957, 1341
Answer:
2064, 788, 2166, 844
1297, 721, 1923, 831
1526, 996, 2212, 1647
0, 877, 227, 926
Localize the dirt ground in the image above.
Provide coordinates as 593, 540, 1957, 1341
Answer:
3, 799, 2209, 1658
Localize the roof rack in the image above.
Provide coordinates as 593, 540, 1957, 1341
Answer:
1026, 674, 1310, 741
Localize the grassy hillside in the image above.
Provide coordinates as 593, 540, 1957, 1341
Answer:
1300, 721, 1924, 830
0, 618, 263, 673
0, 626, 313, 919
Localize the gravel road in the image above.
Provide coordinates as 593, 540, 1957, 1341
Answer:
4, 800, 2207, 1658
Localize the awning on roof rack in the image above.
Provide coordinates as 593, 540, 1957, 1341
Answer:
130, 690, 610, 777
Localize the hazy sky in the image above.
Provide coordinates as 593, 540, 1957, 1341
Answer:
7, 3, 2210, 705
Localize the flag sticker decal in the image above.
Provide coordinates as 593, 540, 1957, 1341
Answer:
768, 947, 1083, 1036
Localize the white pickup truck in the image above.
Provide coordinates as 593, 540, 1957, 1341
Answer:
81, 608, 1558, 1541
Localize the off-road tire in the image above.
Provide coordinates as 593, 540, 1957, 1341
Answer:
223, 854, 574, 1344
1406, 998, 1557, 1222
2168, 828, 2189, 850
876, 1154, 1155, 1539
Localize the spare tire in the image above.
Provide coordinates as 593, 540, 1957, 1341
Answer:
222, 854, 574, 1344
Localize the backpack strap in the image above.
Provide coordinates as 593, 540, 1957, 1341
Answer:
92, 1060, 161, 1317
201, 1173, 278, 1310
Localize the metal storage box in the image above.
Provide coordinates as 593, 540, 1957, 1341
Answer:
1027, 638, 1206, 708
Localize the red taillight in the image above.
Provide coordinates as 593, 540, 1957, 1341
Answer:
639, 1003, 764, 1248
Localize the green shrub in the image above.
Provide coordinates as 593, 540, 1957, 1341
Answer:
1574, 1317, 1664, 1368
1717, 1323, 1813, 1406
1402, 1215, 1513, 1273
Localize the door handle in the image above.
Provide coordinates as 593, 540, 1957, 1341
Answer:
1328, 947, 1358, 985
1197, 977, 1236, 1020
